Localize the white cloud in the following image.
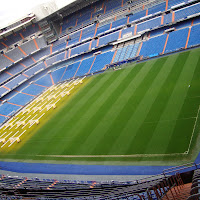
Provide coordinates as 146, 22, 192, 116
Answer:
0, 0, 51, 28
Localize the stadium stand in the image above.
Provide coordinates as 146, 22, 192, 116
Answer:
188, 169, 200, 199
9, 93, 34, 106
0, 0, 200, 136
21, 83, 45, 96
0, 23, 40, 51
0, 162, 199, 199
75, 56, 94, 77
140, 34, 167, 57
188, 24, 200, 47
164, 28, 189, 53
0, 0, 200, 199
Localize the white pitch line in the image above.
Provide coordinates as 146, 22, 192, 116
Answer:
36, 153, 187, 158
186, 105, 200, 154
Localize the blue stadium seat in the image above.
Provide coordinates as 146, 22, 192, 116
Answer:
52, 42, 66, 53
168, 0, 185, 9
0, 87, 9, 97
130, 43, 140, 58
129, 10, 146, 23
76, 57, 94, 77
124, 45, 134, 60
90, 51, 114, 73
163, 13, 172, 25
51, 68, 66, 84
5, 48, 24, 62
118, 46, 128, 61
21, 57, 35, 67
20, 40, 37, 55
121, 26, 135, 38
0, 72, 12, 84
7, 64, 25, 76
21, 24, 39, 38
0, 55, 13, 70
9, 93, 34, 106
71, 42, 90, 56
96, 24, 111, 36
112, 17, 127, 29
0, 115, 6, 124
35, 74, 53, 87
175, 3, 200, 21
165, 28, 188, 53
46, 56, 57, 66
0, 103, 20, 116
33, 48, 50, 61
98, 31, 119, 46
137, 17, 162, 33
22, 84, 45, 96
193, 16, 200, 25
56, 51, 65, 61
188, 24, 200, 47
60, 62, 81, 81
113, 48, 122, 62
24, 63, 45, 77
5, 75, 27, 90
140, 34, 167, 57
148, 2, 165, 15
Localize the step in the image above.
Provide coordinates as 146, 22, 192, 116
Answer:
162, 183, 192, 200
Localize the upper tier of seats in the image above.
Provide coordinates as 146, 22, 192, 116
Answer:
0, 23, 40, 51
0, 36, 47, 71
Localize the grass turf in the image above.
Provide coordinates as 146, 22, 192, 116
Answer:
1, 48, 200, 164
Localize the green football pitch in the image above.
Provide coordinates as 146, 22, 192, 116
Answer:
1, 48, 200, 164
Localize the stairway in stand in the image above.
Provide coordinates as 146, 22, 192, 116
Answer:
162, 183, 192, 200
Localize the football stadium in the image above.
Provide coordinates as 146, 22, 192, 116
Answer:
0, 0, 200, 198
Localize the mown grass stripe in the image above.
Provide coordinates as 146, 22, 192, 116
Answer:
76, 62, 146, 155
62, 67, 139, 155
146, 50, 199, 154
125, 53, 180, 155
16, 74, 111, 155
37, 72, 122, 155
6, 48, 200, 163
141, 52, 190, 154
165, 50, 200, 153
108, 57, 169, 155
92, 59, 161, 155
36, 69, 127, 155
